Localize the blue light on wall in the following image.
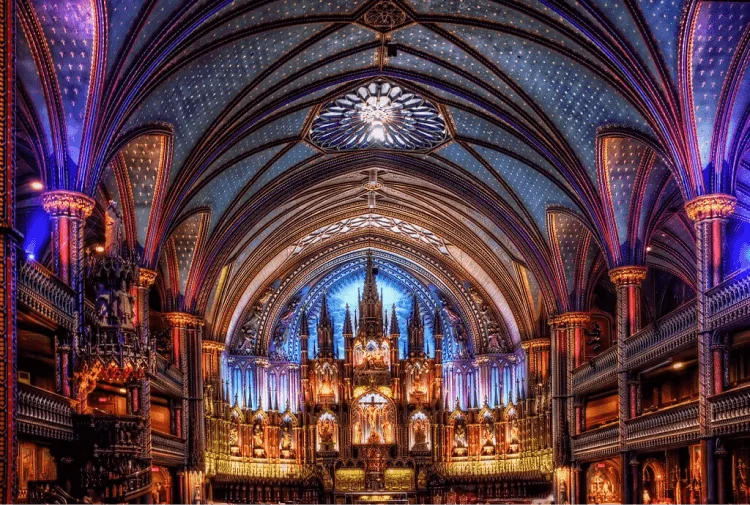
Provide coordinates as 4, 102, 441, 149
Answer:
21, 208, 50, 260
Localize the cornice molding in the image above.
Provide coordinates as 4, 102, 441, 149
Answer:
163, 312, 204, 328
41, 190, 95, 220
684, 194, 737, 222
608, 266, 648, 286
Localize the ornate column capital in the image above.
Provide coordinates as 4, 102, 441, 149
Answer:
163, 312, 204, 328
609, 266, 647, 286
138, 267, 158, 287
202, 340, 226, 352
42, 190, 95, 219
684, 194, 736, 222
549, 312, 591, 328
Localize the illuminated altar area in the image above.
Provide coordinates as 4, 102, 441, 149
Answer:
204, 251, 553, 503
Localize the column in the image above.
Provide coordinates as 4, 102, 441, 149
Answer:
0, 1, 17, 498
610, 265, 647, 505
164, 312, 201, 468
136, 268, 157, 465
685, 194, 736, 504
41, 191, 94, 380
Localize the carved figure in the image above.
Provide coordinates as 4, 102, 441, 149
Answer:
105, 200, 123, 257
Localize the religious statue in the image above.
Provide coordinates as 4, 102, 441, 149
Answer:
318, 417, 335, 451
412, 417, 428, 451
487, 330, 503, 353
229, 424, 240, 456
354, 421, 363, 444
382, 418, 393, 444
481, 420, 495, 455
252, 421, 265, 458
508, 420, 520, 453
280, 422, 294, 458
104, 200, 123, 257
114, 279, 134, 327
453, 421, 468, 456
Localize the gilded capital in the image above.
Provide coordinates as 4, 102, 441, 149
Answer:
609, 266, 647, 286
202, 340, 226, 352
42, 190, 95, 220
684, 194, 736, 222
549, 312, 590, 328
163, 312, 204, 328
138, 268, 158, 287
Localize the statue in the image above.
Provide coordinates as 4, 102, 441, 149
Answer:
486, 330, 504, 353
318, 417, 335, 450
104, 200, 123, 257
280, 422, 294, 458
382, 417, 393, 444
453, 421, 468, 456
508, 420, 520, 453
252, 421, 265, 457
412, 417, 428, 450
115, 279, 134, 327
354, 421, 363, 444
481, 420, 495, 455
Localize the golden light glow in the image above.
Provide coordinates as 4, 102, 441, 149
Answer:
30, 180, 44, 191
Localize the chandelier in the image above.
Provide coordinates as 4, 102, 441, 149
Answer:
309, 81, 448, 151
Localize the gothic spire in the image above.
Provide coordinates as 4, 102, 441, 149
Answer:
343, 303, 353, 335
389, 304, 399, 336
433, 306, 443, 335
300, 310, 310, 336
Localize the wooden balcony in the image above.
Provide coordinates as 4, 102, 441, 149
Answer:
18, 383, 74, 441
625, 400, 699, 451
571, 424, 618, 462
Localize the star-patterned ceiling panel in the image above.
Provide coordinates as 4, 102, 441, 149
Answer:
106, 0, 151, 74
600, 136, 652, 250
203, 107, 312, 180
635, 159, 675, 250
170, 211, 208, 295
120, 134, 168, 246
30, 0, 96, 169
690, 1, 750, 170
473, 144, 576, 235
446, 23, 649, 177
186, 145, 286, 231
127, 25, 325, 178
635, 0, 685, 82
548, 211, 597, 307
448, 108, 561, 184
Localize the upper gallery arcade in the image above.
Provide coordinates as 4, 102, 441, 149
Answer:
2, 0, 750, 503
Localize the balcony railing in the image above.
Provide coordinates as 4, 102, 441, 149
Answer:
571, 425, 618, 461
572, 347, 617, 394
152, 430, 186, 466
18, 383, 74, 441
708, 268, 750, 328
626, 301, 697, 370
18, 260, 76, 330
709, 384, 750, 435
625, 400, 698, 451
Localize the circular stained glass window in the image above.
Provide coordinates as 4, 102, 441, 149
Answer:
309, 81, 448, 151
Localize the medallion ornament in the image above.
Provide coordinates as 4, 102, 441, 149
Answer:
309, 81, 448, 151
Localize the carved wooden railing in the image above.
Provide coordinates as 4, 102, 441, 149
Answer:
205, 454, 314, 480
571, 425, 618, 461
708, 268, 750, 328
18, 383, 74, 441
571, 347, 617, 393
709, 384, 750, 435
152, 430, 186, 466
626, 301, 697, 369
27, 480, 77, 504
625, 400, 699, 451
18, 260, 76, 330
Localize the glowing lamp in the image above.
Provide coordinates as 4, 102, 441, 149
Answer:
672, 362, 684, 370
30, 180, 44, 191
26, 252, 36, 261
95, 245, 105, 253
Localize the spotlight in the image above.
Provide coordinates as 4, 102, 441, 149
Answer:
118, 388, 127, 394
672, 362, 684, 370
95, 245, 105, 253
26, 252, 36, 261
30, 180, 44, 191
646, 246, 652, 252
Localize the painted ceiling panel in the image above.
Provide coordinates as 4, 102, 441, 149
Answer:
448, 108, 561, 184
446, 23, 649, 177
204, 107, 312, 178
635, 0, 685, 82
249, 50, 379, 120
549, 211, 589, 299
31, 0, 96, 169
171, 211, 206, 295
236, 142, 320, 209
637, 159, 673, 244
601, 136, 651, 247
690, 2, 750, 170
188, 0, 368, 50
239, 25, 377, 107
186, 145, 286, 233
433, 142, 529, 225
125, 0, 190, 72
127, 25, 324, 179
120, 134, 167, 246
106, 0, 150, 74
473, 144, 576, 235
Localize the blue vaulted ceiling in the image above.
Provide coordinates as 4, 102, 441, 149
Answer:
17, 0, 749, 343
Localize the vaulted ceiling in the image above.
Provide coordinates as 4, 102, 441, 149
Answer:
16, 0, 750, 352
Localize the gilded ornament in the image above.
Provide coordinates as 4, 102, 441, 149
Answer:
684, 194, 737, 222
41, 190, 95, 219
608, 266, 647, 286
